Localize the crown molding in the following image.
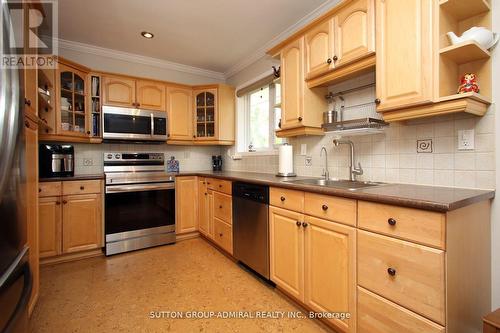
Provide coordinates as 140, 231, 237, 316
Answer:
57, 38, 226, 81
224, 0, 342, 79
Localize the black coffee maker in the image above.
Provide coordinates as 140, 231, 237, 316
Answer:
212, 155, 222, 171
39, 144, 74, 178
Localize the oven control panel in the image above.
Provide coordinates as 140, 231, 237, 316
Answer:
104, 152, 164, 162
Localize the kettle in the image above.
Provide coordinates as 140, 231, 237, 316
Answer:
447, 27, 499, 50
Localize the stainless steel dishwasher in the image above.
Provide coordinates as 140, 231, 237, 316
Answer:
232, 182, 270, 279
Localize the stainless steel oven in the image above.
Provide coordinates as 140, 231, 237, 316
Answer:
104, 152, 175, 255
102, 106, 167, 141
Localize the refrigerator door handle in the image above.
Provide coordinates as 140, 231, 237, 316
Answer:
1, 261, 32, 333
0, 4, 21, 200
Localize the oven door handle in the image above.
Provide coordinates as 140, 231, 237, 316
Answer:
150, 113, 154, 138
106, 182, 174, 193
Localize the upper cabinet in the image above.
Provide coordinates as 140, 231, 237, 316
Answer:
167, 86, 193, 141
334, 0, 375, 67
102, 76, 166, 111
375, 0, 434, 112
193, 88, 217, 140
102, 75, 136, 108
276, 37, 327, 137
305, 0, 375, 81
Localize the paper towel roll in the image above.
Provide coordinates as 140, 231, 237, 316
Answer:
278, 144, 295, 176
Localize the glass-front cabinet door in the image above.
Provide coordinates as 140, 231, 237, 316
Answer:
57, 63, 89, 137
194, 89, 217, 140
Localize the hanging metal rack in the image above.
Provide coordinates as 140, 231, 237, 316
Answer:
325, 82, 376, 100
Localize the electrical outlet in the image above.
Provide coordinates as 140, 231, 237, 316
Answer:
83, 158, 93, 166
458, 129, 474, 150
305, 156, 312, 166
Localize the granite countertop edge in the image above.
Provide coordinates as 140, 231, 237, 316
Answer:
177, 171, 495, 212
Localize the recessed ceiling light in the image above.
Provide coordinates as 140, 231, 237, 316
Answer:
141, 31, 154, 39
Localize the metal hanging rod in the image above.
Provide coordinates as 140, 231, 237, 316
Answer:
325, 83, 376, 100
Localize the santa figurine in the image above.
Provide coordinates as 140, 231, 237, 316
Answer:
457, 73, 480, 94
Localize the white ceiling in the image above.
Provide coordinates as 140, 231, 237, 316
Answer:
57, 0, 332, 74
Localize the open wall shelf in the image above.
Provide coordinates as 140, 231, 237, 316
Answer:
440, 41, 490, 65
439, 0, 490, 20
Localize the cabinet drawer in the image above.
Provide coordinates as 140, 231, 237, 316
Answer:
207, 178, 232, 195
358, 201, 445, 249
270, 187, 304, 212
38, 182, 62, 197
304, 192, 356, 226
213, 218, 232, 254
358, 230, 445, 325
62, 180, 101, 195
357, 287, 445, 333
213, 192, 232, 224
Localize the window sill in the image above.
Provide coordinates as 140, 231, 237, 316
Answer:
231, 150, 278, 159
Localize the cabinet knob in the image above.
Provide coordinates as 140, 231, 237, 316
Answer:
86, 130, 91, 135
219, 205, 222, 209
167, 134, 170, 138
219, 184, 222, 188
322, 204, 328, 211
207, 182, 211, 185
204, 192, 207, 196
388, 218, 397, 226
38, 188, 41, 193
193, 135, 196, 138
375, 98, 381, 105
80, 186, 85, 190
296, 221, 301, 227
298, 117, 303, 122
24, 120, 30, 128
24, 98, 31, 106
136, 102, 140, 107
387, 267, 396, 276
56, 201, 61, 205
327, 58, 332, 64
62, 200, 68, 204
280, 196, 285, 202
333, 55, 338, 61
219, 233, 223, 237
302, 222, 308, 228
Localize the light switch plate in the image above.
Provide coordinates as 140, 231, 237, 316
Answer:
458, 129, 475, 150
300, 144, 307, 156
83, 158, 93, 166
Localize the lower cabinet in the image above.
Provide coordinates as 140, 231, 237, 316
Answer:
269, 206, 356, 333
62, 194, 102, 253
175, 176, 198, 234
198, 178, 210, 236
38, 180, 103, 261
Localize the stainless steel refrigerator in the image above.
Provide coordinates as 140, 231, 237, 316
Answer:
0, 1, 32, 332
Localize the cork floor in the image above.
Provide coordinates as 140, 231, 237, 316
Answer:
30, 238, 329, 333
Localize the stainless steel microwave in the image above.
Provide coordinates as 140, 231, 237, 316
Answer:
102, 106, 168, 141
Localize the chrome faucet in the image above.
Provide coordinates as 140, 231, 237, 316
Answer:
332, 139, 363, 181
320, 146, 329, 180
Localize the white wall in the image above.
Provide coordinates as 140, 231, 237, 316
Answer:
226, 56, 279, 87
59, 48, 224, 85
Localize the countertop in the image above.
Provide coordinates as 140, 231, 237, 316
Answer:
179, 171, 495, 212
39, 174, 105, 182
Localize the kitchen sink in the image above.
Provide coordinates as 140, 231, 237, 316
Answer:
283, 178, 387, 191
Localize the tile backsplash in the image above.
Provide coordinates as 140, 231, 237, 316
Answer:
72, 143, 221, 175
223, 72, 496, 190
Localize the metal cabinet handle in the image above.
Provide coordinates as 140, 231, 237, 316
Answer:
219, 184, 222, 188
24, 98, 31, 106
38, 188, 41, 193
56, 201, 61, 205
322, 204, 328, 211
327, 58, 332, 64
333, 55, 338, 61
204, 192, 207, 196
296, 221, 301, 227
302, 222, 308, 228
387, 267, 396, 276
388, 218, 396, 226
24, 120, 30, 128
375, 98, 381, 105
298, 117, 303, 122
62, 200, 68, 204
219, 233, 223, 237
219, 205, 222, 209
80, 186, 85, 190
280, 196, 285, 202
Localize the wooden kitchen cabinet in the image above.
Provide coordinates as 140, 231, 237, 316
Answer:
38, 180, 103, 264
276, 37, 327, 137
334, 0, 375, 67
167, 86, 193, 141
269, 206, 304, 301
39, 196, 62, 258
136, 80, 166, 111
62, 194, 102, 253
305, 19, 332, 79
375, 0, 434, 112
102, 75, 136, 108
198, 178, 210, 236
304, 215, 356, 333
175, 176, 198, 234
102, 75, 166, 111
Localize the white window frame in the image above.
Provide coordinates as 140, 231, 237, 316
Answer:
234, 72, 284, 156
